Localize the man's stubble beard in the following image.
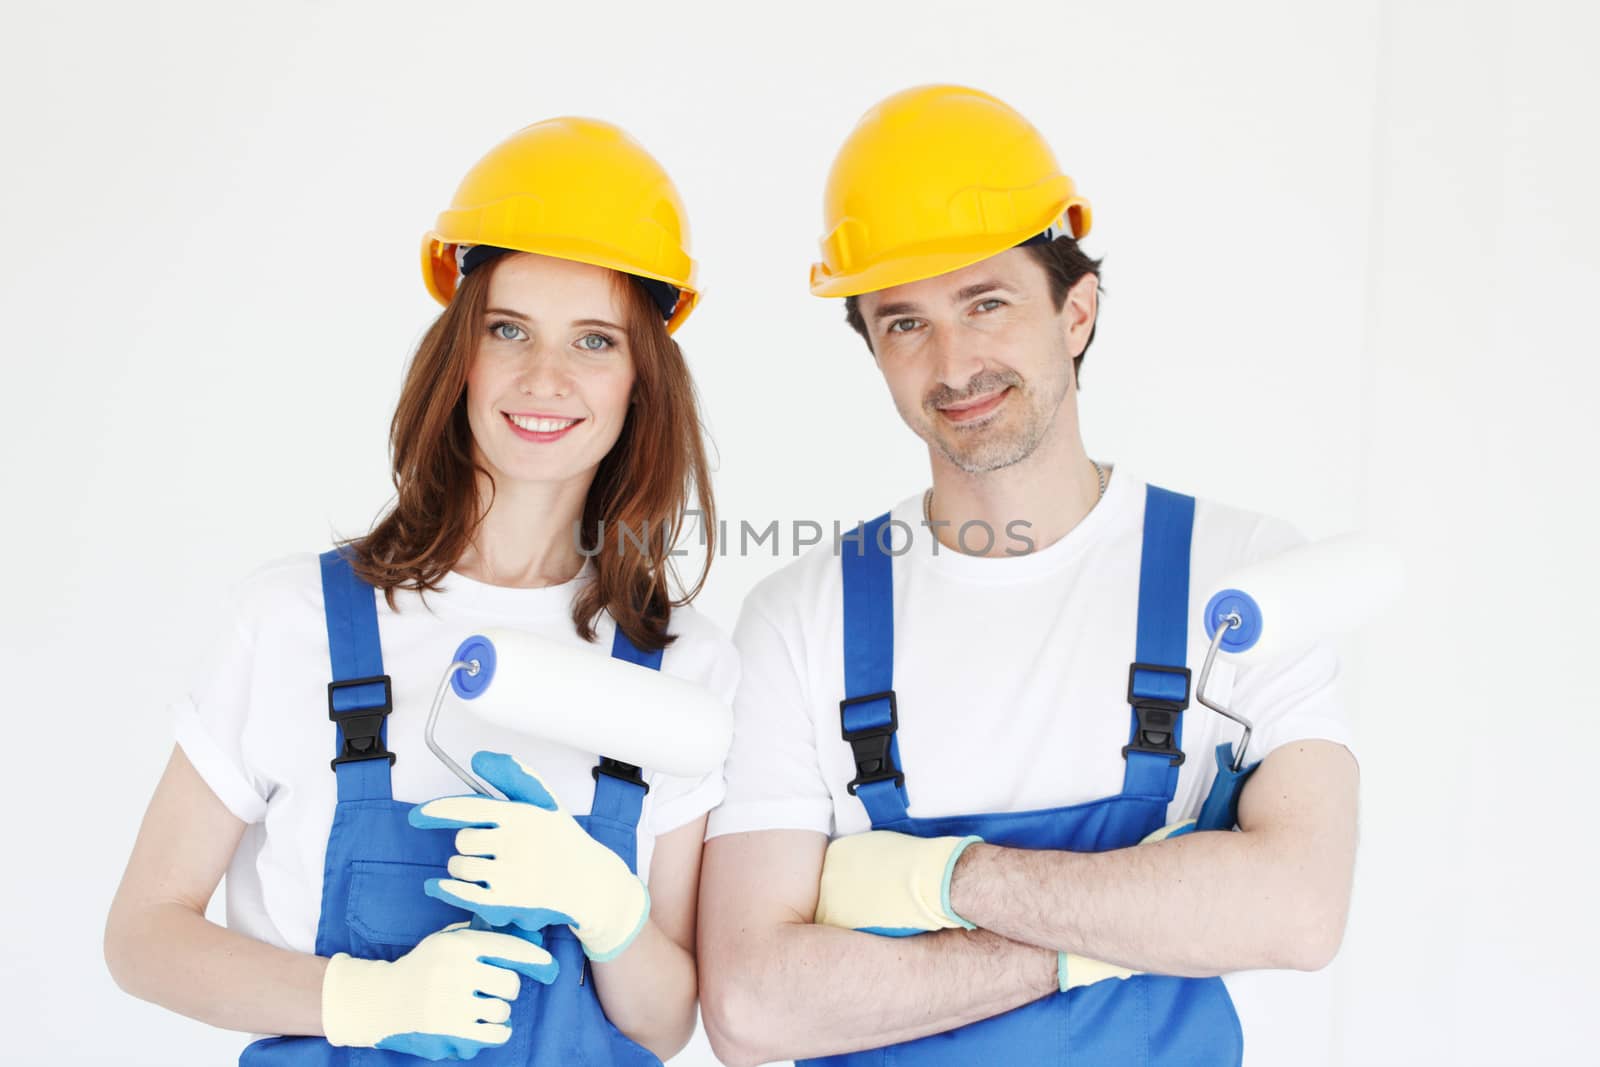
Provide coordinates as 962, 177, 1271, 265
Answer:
909, 343, 1076, 476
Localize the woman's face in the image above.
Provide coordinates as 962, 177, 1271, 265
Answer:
465, 252, 637, 497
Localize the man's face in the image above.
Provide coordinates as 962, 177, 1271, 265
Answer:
856, 247, 1093, 474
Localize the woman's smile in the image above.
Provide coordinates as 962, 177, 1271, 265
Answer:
503, 410, 584, 442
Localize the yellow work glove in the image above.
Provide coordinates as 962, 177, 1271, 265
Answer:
1057, 818, 1198, 992
813, 829, 983, 936
409, 751, 650, 962
1059, 953, 1139, 990
321, 922, 558, 1059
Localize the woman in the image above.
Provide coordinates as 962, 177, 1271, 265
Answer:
104, 117, 735, 1065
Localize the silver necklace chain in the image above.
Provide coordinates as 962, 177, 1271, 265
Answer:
922, 459, 1105, 525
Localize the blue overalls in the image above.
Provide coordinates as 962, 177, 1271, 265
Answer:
804, 486, 1246, 1066
240, 549, 662, 1066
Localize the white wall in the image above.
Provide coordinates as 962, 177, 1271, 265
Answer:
0, 1, 1592, 1062
1341, 2, 1599, 1062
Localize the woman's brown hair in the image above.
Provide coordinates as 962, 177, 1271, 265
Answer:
344, 256, 715, 654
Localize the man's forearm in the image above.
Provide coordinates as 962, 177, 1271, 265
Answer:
703, 918, 1056, 1066
947, 742, 1358, 976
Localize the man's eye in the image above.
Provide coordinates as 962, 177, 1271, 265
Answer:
888, 319, 921, 334
489, 321, 525, 341
976, 299, 1004, 313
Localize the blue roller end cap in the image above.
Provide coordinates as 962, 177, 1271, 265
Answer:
1204, 589, 1263, 654
451, 635, 497, 700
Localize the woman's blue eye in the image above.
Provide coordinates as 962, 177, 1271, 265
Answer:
489, 321, 525, 341
577, 333, 614, 352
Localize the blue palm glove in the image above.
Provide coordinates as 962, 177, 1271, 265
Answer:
321, 921, 558, 1060
409, 751, 651, 962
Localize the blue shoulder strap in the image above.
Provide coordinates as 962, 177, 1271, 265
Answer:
320, 548, 662, 854
1120, 485, 1197, 801
588, 623, 663, 873
319, 548, 394, 803
840, 513, 910, 826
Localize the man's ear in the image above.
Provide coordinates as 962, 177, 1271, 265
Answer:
1063, 272, 1099, 357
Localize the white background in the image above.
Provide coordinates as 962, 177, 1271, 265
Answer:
2, 1, 1596, 1063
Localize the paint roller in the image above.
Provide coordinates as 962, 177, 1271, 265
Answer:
423, 626, 734, 797
1185, 533, 1403, 831
414, 626, 733, 951
1195, 533, 1405, 772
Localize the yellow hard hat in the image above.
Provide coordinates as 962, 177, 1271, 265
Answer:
809, 85, 1092, 298
422, 117, 700, 333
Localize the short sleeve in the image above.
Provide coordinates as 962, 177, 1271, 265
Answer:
172, 583, 270, 824
705, 591, 833, 839
644, 622, 741, 838
1227, 518, 1357, 762
645, 770, 726, 838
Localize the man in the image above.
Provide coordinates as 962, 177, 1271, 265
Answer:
698, 84, 1358, 1066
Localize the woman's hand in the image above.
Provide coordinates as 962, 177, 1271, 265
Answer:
413, 749, 708, 1059
322, 921, 557, 1059
409, 751, 650, 961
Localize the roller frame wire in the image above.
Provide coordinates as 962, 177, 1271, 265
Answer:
425, 659, 494, 796
1196, 612, 1256, 771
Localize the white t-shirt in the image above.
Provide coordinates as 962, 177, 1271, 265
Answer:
706, 469, 1353, 1067
176, 553, 739, 958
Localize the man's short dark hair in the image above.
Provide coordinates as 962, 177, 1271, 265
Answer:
842, 236, 1105, 383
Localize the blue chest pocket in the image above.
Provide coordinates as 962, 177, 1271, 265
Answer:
345, 859, 468, 961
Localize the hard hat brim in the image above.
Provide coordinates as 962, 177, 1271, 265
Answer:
809, 198, 1090, 300
810, 240, 1041, 300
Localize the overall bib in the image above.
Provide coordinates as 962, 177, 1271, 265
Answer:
241, 549, 661, 1066
803, 486, 1244, 1066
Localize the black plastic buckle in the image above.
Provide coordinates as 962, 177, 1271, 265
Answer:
1121, 662, 1190, 767
840, 689, 904, 795
593, 756, 650, 794
327, 674, 396, 770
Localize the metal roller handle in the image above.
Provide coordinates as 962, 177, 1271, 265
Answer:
425, 659, 492, 795
1196, 612, 1256, 772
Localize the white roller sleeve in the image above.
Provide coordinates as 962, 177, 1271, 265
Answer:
449, 626, 733, 778
1204, 534, 1405, 664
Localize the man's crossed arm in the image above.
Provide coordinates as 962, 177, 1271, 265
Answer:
697, 740, 1358, 1067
